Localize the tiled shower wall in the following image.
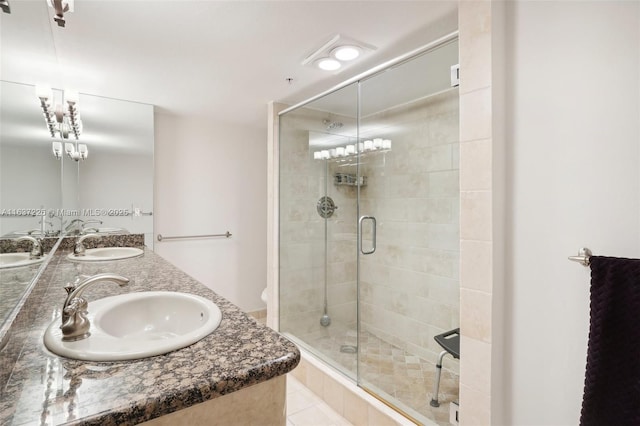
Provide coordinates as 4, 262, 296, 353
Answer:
359, 90, 460, 372
279, 108, 358, 337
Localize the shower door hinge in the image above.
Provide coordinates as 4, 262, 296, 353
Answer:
450, 64, 460, 88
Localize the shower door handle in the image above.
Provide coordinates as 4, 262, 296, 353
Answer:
359, 215, 376, 255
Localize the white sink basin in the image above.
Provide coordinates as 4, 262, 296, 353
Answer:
44, 291, 222, 361
67, 247, 144, 262
0, 252, 44, 269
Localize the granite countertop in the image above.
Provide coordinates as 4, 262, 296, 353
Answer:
0, 247, 299, 425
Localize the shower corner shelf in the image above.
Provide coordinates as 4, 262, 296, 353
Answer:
334, 173, 367, 187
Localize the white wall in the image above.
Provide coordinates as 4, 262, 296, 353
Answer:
154, 113, 267, 312
78, 150, 154, 245
0, 144, 62, 235
503, 2, 640, 424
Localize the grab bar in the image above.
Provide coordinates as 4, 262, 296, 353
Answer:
157, 231, 232, 242
568, 247, 592, 267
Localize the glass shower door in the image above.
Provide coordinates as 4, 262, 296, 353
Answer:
356, 41, 460, 424
278, 82, 360, 379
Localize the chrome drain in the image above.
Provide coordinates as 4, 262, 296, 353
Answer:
317, 196, 337, 218
340, 345, 357, 354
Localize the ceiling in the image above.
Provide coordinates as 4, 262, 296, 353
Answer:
0, 1, 458, 130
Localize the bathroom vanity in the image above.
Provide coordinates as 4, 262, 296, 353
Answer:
0, 239, 299, 425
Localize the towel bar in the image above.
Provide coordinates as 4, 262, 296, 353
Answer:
568, 247, 592, 267
157, 232, 232, 242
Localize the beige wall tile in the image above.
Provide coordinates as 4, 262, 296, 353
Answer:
290, 361, 308, 385
459, 0, 492, 94
460, 240, 492, 292
428, 170, 459, 197
459, 384, 491, 426
428, 112, 460, 146
407, 198, 454, 224
460, 191, 492, 241
367, 406, 400, 426
343, 389, 368, 426
322, 373, 345, 416
460, 88, 492, 142
460, 289, 492, 343
306, 361, 325, 397
460, 336, 491, 393
460, 139, 492, 191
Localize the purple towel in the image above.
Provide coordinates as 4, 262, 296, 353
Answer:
580, 256, 640, 425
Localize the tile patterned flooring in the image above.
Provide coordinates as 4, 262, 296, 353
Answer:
296, 325, 459, 425
287, 375, 352, 426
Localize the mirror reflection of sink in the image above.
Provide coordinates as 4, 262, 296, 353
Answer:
67, 247, 144, 262
0, 253, 44, 269
12, 230, 44, 236
44, 291, 222, 361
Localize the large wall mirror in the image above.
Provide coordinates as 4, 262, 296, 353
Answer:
0, 80, 154, 333
0, 0, 153, 345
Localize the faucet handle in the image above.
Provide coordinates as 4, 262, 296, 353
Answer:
61, 298, 90, 341
64, 275, 89, 294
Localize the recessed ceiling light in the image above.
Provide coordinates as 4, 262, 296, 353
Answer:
316, 58, 341, 71
331, 45, 361, 61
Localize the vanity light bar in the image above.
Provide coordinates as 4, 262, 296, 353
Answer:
37, 94, 57, 138
313, 138, 391, 160
66, 100, 82, 139
35, 86, 83, 140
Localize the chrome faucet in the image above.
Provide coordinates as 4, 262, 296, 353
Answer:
81, 220, 103, 233
16, 236, 43, 259
61, 273, 130, 341
66, 218, 83, 229
73, 233, 100, 256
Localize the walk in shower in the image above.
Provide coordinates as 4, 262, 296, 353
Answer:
278, 34, 460, 425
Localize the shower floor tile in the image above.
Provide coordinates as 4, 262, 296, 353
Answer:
297, 325, 459, 426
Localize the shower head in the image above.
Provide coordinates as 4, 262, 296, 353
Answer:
320, 314, 331, 327
323, 119, 343, 131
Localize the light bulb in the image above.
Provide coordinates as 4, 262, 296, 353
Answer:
78, 144, 88, 159
316, 58, 341, 71
331, 45, 361, 61
35, 85, 53, 101
65, 90, 79, 104
52, 142, 62, 159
